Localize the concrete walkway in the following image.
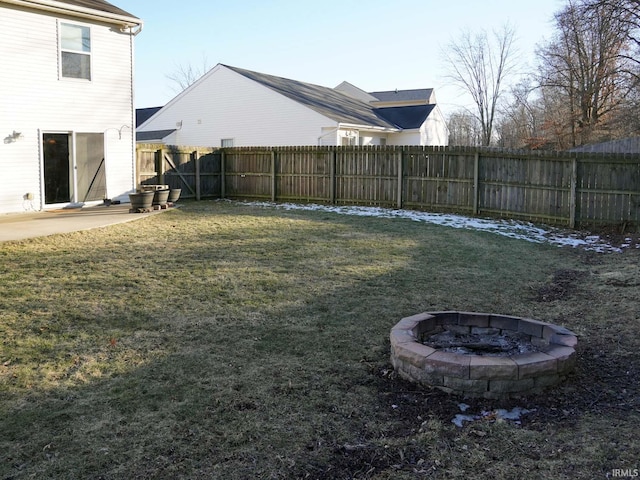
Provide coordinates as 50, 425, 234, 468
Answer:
0, 204, 167, 242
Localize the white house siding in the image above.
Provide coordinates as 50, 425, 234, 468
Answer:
318, 127, 339, 146
0, 4, 136, 214
385, 110, 449, 146
138, 65, 338, 147
386, 131, 421, 146
357, 133, 389, 146
422, 106, 449, 146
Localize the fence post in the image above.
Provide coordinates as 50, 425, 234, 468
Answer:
156, 147, 165, 185
271, 149, 277, 202
135, 146, 141, 188
330, 148, 336, 204
220, 150, 226, 199
193, 150, 201, 201
396, 148, 404, 209
473, 151, 480, 215
569, 156, 577, 229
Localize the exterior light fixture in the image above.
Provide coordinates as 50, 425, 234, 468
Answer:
4, 131, 23, 144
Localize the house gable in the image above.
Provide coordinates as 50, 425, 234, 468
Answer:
137, 64, 348, 146
334, 81, 378, 103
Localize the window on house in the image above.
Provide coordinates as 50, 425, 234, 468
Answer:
60, 23, 91, 80
380, 138, 387, 146
221, 138, 234, 147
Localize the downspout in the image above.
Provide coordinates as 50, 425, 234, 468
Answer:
125, 26, 141, 193
317, 124, 341, 146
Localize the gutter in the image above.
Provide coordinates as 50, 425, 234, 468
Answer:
2, 0, 143, 31
317, 126, 339, 145
317, 123, 400, 145
339, 122, 400, 133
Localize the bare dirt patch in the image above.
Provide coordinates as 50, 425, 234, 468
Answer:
533, 269, 587, 302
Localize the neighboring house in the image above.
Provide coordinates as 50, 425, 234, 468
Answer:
136, 64, 449, 147
0, 0, 142, 214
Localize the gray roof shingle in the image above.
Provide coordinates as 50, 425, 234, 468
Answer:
224, 65, 399, 129
136, 107, 163, 127
136, 129, 176, 142
375, 105, 436, 129
370, 89, 433, 103
42, 0, 137, 19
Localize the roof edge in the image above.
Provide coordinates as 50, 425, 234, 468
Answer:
2, 0, 142, 26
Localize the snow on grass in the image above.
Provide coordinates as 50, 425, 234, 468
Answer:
241, 201, 636, 253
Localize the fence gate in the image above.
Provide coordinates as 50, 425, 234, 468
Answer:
136, 145, 221, 199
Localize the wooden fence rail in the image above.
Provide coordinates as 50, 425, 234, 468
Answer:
136, 144, 640, 230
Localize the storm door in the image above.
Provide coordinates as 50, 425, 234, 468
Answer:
76, 133, 106, 202
43, 133, 72, 204
43, 132, 105, 205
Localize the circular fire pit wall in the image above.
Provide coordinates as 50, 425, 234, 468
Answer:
390, 311, 577, 398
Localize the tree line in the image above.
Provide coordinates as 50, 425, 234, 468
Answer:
446, 0, 640, 149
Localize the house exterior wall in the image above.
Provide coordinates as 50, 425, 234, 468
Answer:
386, 107, 449, 146
386, 131, 421, 146
422, 105, 449, 146
0, 3, 137, 214
138, 65, 339, 147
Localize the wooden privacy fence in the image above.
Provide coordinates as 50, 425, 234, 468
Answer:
136, 144, 640, 229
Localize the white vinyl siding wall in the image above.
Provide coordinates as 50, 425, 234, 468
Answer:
0, 4, 136, 213
138, 65, 338, 147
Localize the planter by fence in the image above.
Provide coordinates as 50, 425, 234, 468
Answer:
152, 189, 170, 206
168, 188, 181, 203
136, 144, 640, 230
128, 191, 154, 209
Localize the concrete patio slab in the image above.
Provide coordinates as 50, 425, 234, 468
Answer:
0, 204, 169, 242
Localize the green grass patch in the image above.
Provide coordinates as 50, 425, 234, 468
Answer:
1, 200, 639, 479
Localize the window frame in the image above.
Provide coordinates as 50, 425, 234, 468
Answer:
59, 21, 92, 81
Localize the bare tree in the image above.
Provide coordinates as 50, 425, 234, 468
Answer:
447, 110, 483, 146
442, 24, 519, 146
536, 0, 639, 146
586, 0, 640, 54
497, 79, 546, 148
166, 54, 211, 93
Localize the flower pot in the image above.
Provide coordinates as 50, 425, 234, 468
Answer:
152, 189, 170, 206
168, 188, 181, 203
128, 191, 154, 209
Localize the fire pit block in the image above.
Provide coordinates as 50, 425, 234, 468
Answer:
390, 311, 577, 399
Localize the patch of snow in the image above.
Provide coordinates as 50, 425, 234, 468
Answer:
492, 407, 533, 421
452, 407, 536, 427
452, 414, 478, 428
239, 200, 635, 253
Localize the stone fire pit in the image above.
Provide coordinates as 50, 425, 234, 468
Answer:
390, 311, 577, 398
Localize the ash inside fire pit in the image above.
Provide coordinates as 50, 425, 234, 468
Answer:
424, 329, 541, 356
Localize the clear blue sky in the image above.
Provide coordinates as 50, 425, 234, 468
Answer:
115, 0, 564, 115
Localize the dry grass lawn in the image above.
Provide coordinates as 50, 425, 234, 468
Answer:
1, 200, 639, 479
